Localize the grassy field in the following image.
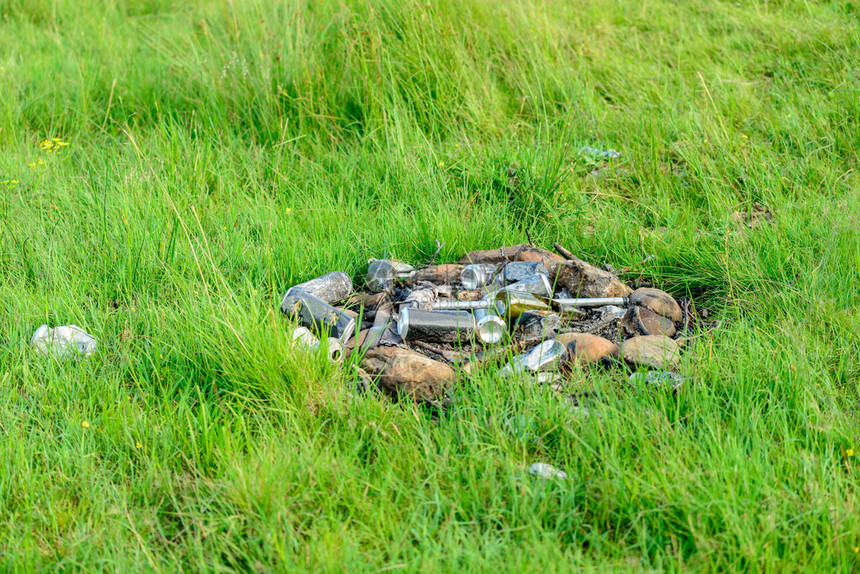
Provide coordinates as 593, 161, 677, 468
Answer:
1, 0, 859, 570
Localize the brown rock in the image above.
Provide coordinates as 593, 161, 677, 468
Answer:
629, 288, 682, 323
556, 333, 619, 364
407, 264, 464, 286
621, 335, 680, 370
459, 244, 565, 270
361, 346, 455, 401
554, 257, 632, 298
620, 306, 676, 338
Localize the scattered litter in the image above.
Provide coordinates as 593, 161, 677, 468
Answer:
289, 327, 345, 364
31, 325, 97, 360
279, 242, 708, 402
597, 305, 627, 319
580, 146, 621, 160
287, 271, 353, 305
366, 259, 416, 292
529, 462, 567, 480
628, 370, 684, 390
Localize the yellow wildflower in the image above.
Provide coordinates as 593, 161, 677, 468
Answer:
438, 161, 445, 167
285, 208, 292, 213
847, 448, 854, 457
82, 421, 90, 429
135, 442, 142, 449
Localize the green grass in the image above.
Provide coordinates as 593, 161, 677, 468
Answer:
1, 0, 859, 570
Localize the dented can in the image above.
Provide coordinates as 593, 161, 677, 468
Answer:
286, 271, 353, 305
288, 328, 345, 364
501, 261, 548, 285
502, 273, 553, 298
460, 264, 499, 290
398, 308, 475, 343
501, 339, 566, 376
474, 296, 507, 345
281, 291, 356, 343
366, 259, 416, 292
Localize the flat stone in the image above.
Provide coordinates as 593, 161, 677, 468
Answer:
361, 346, 455, 402
620, 306, 676, 337
629, 287, 682, 323
621, 335, 681, 370
556, 333, 618, 364
554, 256, 632, 298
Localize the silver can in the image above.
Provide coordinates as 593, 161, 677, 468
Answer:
474, 297, 507, 345
460, 264, 499, 290
397, 308, 475, 344
286, 271, 353, 304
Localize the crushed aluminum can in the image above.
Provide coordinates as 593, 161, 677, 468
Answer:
580, 146, 621, 160
597, 305, 627, 319
500, 339, 566, 376
281, 291, 356, 343
501, 261, 548, 285
529, 462, 567, 480
628, 370, 684, 390
366, 259, 416, 292
397, 308, 475, 344
286, 271, 353, 305
31, 324, 97, 360
501, 273, 553, 298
